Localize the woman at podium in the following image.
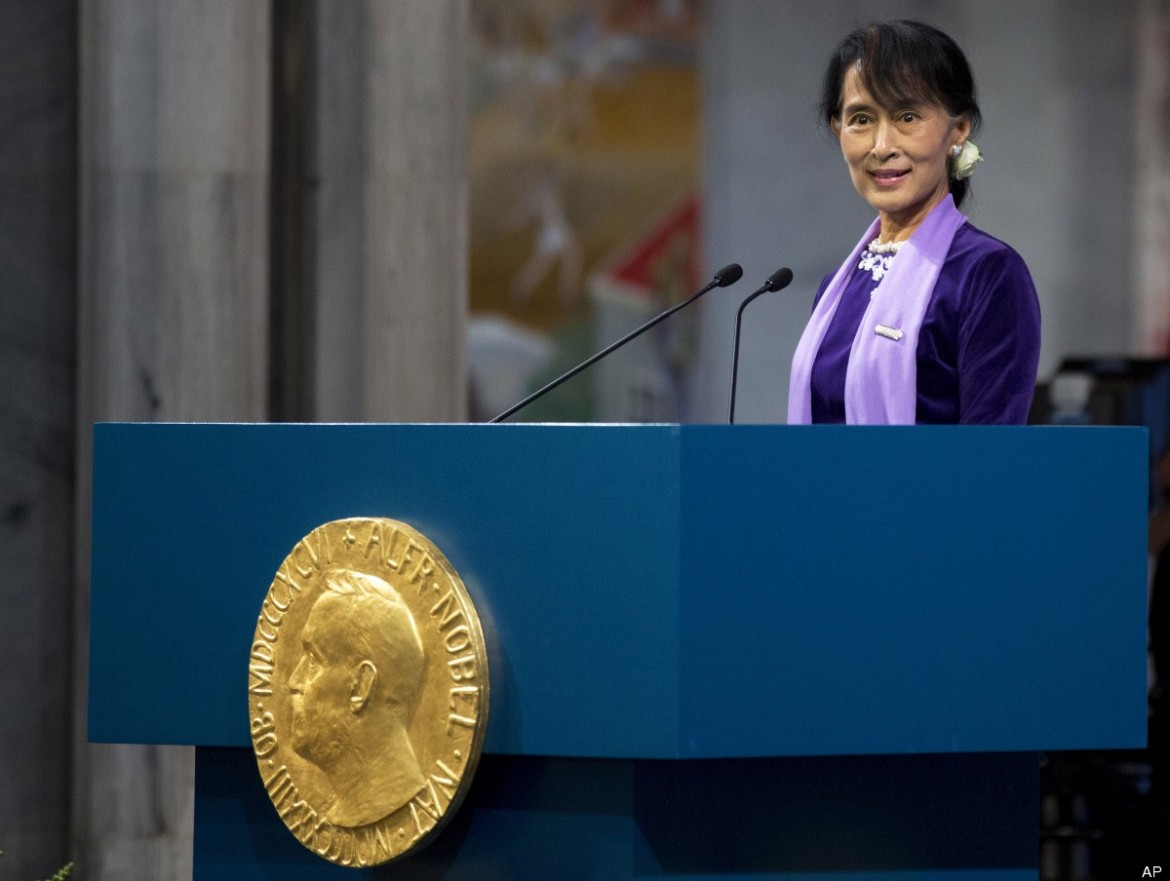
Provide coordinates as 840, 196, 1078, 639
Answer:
788, 20, 1041, 425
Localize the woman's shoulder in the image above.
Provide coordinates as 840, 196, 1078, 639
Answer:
947, 222, 1031, 275
937, 222, 1040, 325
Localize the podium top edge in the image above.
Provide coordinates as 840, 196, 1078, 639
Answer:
90, 422, 1150, 433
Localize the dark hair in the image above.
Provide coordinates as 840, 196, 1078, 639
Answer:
818, 20, 982, 207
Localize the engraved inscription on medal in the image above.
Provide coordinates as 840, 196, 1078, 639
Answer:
248, 518, 490, 867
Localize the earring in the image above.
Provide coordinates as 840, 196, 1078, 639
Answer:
950, 144, 963, 158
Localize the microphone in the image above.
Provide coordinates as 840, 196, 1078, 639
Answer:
490, 263, 744, 423
728, 267, 794, 424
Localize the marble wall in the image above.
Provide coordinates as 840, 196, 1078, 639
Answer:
76, 2, 272, 878
71, 2, 466, 878
313, 0, 469, 422
0, 2, 77, 878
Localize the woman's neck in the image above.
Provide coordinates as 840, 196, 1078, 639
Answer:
877, 188, 950, 243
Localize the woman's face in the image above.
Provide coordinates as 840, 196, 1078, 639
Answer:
835, 66, 970, 238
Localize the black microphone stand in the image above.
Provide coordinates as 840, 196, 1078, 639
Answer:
728, 267, 794, 424
490, 264, 744, 423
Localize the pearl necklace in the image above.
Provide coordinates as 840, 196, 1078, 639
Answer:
858, 236, 905, 282
866, 237, 904, 254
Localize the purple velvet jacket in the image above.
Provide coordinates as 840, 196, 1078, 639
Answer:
809, 222, 1041, 424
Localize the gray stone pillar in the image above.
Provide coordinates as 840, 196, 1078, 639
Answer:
313, 0, 468, 422
0, 3, 77, 878
76, 2, 270, 879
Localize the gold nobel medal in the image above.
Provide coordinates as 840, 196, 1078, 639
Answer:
247, 518, 490, 866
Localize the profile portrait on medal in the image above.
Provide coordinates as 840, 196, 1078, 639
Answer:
287, 567, 428, 828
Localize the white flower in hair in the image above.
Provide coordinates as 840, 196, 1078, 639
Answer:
952, 140, 982, 180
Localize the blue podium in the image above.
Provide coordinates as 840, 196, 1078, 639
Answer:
88, 424, 1148, 880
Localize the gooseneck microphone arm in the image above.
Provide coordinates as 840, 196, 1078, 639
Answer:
490, 263, 744, 423
728, 267, 794, 424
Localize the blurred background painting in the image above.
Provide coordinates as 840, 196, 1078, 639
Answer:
467, 0, 702, 422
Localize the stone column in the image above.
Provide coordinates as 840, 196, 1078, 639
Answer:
76, 2, 270, 879
0, 3, 77, 878
313, 0, 468, 422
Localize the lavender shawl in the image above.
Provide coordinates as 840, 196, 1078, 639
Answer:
788, 196, 967, 424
